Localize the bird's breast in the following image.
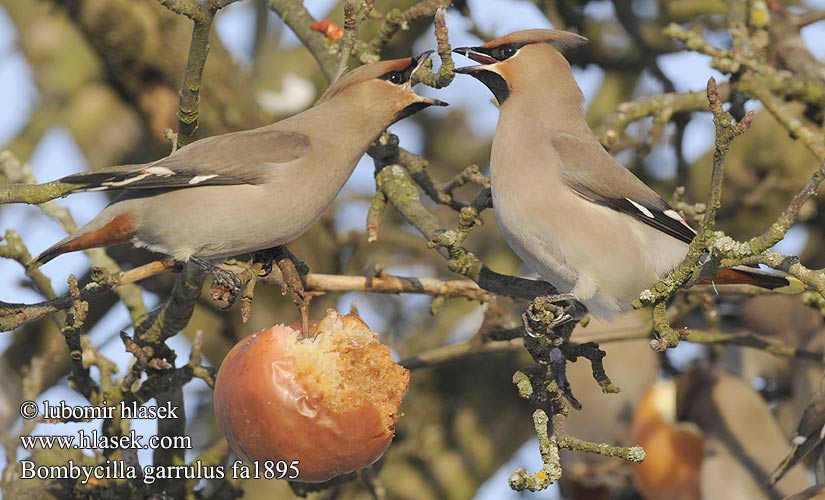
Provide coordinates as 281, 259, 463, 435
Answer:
489, 148, 684, 318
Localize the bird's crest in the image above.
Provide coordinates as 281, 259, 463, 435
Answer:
317, 58, 414, 104
480, 29, 587, 51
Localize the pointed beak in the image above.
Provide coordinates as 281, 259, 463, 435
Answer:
408, 50, 449, 107
420, 96, 449, 107
412, 50, 435, 75
453, 46, 498, 73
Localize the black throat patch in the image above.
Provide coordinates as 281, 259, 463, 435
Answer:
393, 101, 432, 124
471, 70, 510, 105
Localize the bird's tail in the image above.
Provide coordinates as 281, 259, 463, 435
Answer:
699, 266, 805, 294
28, 237, 76, 268
28, 212, 136, 268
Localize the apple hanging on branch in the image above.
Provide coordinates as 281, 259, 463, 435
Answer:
213, 309, 410, 483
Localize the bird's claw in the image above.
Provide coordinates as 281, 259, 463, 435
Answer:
548, 308, 573, 328
252, 250, 274, 277
522, 294, 584, 338
209, 266, 243, 309
190, 256, 243, 309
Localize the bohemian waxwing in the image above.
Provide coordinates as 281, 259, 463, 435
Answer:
675, 368, 811, 498
26, 53, 446, 293
768, 372, 825, 487
453, 29, 797, 319
784, 485, 825, 500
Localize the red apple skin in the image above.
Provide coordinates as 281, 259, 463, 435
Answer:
630, 382, 702, 500
213, 324, 395, 483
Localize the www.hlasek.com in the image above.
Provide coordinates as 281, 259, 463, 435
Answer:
17, 400, 301, 484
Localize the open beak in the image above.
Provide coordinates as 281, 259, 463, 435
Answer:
453, 46, 498, 73
412, 50, 436, 77
409, 50, 448, 107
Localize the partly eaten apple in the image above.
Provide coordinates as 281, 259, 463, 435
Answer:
213, 309, 409, 483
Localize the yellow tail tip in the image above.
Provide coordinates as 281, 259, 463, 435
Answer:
774, 276, 806, 295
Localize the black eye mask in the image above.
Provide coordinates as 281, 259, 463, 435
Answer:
379, 62, 417, 85
476, 42, 524, 62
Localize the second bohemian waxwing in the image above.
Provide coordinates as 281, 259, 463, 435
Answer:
23, 53, 445, 296
768, 372, 825, 487
675, 368, 811, 498
453, 30, 798, 319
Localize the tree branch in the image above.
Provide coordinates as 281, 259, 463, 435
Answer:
267, 0, 338, 80
157, 0, 239, 146
0, 261, 172, 333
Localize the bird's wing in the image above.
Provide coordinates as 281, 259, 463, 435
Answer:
788, 400, 825, 463
551, 133, 697, 245
60, 128, 311, 193
782, 485, 825, 500
767, 399, 825, 486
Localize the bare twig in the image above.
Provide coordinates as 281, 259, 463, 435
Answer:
0, 260, 173, 332
400, 338, 521, 369
283, 272, 491, 301
0, 150, 147, 322
748, 160, 825, 253
267, 0, 338, 79
637, 78, 754, 349
413, 7, 454, 89
333, 0, 375, 83
61, 275, 96, 400
366, 0, 450, 60
796, 10, 825, 28
508, 368, 644, 492
157, 0, 239, 146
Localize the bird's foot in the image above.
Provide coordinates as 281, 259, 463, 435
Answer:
191, 257, 243, 309
251, 250, 274, 277
253, 246, 309, 279
210, 268, 243, 308
522, 294, 586, 338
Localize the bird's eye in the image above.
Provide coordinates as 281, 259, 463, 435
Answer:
381, 71, 405, 85
492, 45, 517, 61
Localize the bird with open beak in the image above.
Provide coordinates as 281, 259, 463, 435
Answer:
24, 52, 446, 324
453, 30, 797, 320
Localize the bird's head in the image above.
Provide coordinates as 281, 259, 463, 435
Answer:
453, 29, 587, 105
318, 52, 447, 123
